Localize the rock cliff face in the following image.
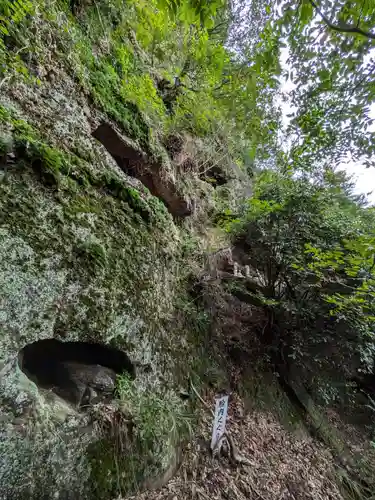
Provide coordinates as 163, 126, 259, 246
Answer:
0, 93, 186, 497
0, 65, 205, 500
0, 2, 251, 498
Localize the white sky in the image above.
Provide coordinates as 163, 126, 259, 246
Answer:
279, 48, 375, 204
343, 159, 375, 203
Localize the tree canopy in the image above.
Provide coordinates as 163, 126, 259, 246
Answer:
209, 0, 375, 418
225, 170, 375, 398
272, 0, 375, 171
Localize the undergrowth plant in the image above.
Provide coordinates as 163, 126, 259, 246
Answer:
0, 0, 275, 168
116, 373, 193, 461
335, 455, 375, 500
87, 374, 193, 498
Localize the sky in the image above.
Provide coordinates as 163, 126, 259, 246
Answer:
341, 152, 375, 204
279, 48, 375, 205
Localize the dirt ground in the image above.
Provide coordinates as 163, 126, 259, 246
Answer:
128, 391, 343, 500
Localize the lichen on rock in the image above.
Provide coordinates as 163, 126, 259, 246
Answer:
0, 103, 203, 497
0, 1, 234, 496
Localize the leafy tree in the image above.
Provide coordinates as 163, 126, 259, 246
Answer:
226, 169, 375, 398
269, 0, 375, 171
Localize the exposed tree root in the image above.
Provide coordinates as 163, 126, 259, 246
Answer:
214, 432, 253, 466
190, 379, 252, 466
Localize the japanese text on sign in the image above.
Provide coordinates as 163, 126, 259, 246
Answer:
210, 395, 229, 450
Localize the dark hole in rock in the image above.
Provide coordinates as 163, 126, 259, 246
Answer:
163, 134, 184, 158
200, 165, 229, 187
18, 339, 135, 408
92, 123, 192, 217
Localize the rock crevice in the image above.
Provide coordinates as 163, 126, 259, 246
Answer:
93, 123, 192, 217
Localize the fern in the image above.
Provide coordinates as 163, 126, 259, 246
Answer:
0, 0, 33, 48
0, 0, 33, 20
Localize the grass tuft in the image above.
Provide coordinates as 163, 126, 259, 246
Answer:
87, 374, 193, 498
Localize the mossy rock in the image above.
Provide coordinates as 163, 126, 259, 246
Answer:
0, 106, 200, 498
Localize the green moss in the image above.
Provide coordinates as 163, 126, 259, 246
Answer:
147, 195, 171, 224
0, 162, 162, 338
0, 104, 171, 226
0, 106, 178, 348
0, 136, 9, 155
0, 110, 66, 188
89, 60, 150, 148
75, 238, 107, 272
100, 175, 151, 222
87, 376, 191, 498
0, 105, 11, 122
88, 438, 145, 499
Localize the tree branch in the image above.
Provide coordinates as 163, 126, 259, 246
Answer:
208, 20, 229, 36
310, 0, 375, 40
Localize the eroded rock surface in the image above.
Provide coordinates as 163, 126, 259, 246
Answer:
0, 110, 188, 498
93, 123, 192, 216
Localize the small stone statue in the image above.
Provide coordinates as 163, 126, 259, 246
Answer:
55, 361, 117, 407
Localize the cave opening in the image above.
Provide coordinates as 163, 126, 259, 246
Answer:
18, 339, 135, 407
